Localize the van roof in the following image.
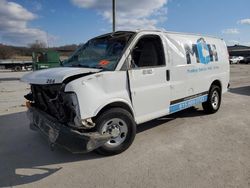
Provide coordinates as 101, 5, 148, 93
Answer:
110, 29, 222, 40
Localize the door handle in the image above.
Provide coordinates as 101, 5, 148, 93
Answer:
166, 70, 170, 81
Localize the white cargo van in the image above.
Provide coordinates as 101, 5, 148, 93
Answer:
22, 30, 230, 155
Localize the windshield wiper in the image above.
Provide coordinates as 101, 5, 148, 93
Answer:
71, 64, 91, 68
69, 62, 110, 71
91, 65, 110, 71
72, 63, 109, 71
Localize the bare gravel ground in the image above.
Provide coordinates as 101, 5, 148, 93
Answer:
0, 70, 30, 115
0, 65, 249, 188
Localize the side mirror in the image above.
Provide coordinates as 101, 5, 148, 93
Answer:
121, 54, 132, 70
128, 54, 138, 69
127, 54, 132, 69
126, 48, 138, 69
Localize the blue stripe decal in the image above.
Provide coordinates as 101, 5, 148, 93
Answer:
170, 95, 208, 113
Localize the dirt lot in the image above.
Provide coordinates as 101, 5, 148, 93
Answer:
0, 65, 249, 188
0, 70, 30, 115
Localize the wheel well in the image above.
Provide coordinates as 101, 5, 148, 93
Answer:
211, 80, 222, 92
95, 102, 134, 119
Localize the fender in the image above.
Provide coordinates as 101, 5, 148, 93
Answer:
93, 98, 134, 118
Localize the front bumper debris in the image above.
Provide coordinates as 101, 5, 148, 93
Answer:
27, 107, 111, 153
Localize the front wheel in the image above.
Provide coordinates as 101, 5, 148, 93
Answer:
202, 85, 221, 114
95, 108, 136, 156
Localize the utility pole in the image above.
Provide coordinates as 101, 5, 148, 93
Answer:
112, 0, 116, 32
46, 31, 49, 48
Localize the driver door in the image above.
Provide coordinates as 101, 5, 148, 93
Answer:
128, 34, 170, 124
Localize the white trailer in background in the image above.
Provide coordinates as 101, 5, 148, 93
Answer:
22, 30, 230, 155
0, 60, 32, 71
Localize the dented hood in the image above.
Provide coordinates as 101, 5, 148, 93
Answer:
21, 67, 100, 84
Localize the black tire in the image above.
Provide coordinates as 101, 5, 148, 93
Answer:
202, 85, 221, 114
14, 66, 22, 72
95, 108, 136, 156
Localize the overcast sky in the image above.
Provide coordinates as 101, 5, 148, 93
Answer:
0, 0, 250, 46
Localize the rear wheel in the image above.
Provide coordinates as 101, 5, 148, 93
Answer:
14, 65, 22, 72
202, 85, 221, 114
95, 108, 136, 156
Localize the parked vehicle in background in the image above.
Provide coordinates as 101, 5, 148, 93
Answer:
229, 56, 244, 64
227, 45, 250, 64
0, 59, 32, 71
32, 50, 61, 70
22, 30, 230, 155
241, 56, 250, 64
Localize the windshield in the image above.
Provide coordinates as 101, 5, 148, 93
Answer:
63, 32, 135, 71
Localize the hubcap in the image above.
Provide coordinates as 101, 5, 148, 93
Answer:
211, 90, 219, 109
101, 118, 128, 148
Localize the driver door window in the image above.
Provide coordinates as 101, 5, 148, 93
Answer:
131, 35, 165, 68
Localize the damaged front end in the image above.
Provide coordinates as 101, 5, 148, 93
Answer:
25, 84, 111, 153
28, 84, 85, 129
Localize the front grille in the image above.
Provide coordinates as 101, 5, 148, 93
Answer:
31, 84, 78, 123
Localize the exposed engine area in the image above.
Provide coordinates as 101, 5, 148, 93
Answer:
25, 84, 83, 129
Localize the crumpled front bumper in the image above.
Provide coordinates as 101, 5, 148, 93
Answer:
27, 107, 111, 153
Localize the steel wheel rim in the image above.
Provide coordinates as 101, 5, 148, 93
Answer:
211, 90, 219, 109
101, 118, 128, 148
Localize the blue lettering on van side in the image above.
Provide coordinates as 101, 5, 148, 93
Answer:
196, 38, 211, 64
169, 94, 208, 113
185, 38, 218, 64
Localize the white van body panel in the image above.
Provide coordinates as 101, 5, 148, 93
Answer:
122, 32, 170, 123
21, 30, 229, 125
64, 71, 134, 121
21, 67, 100, 85
162, 32, 229, 102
